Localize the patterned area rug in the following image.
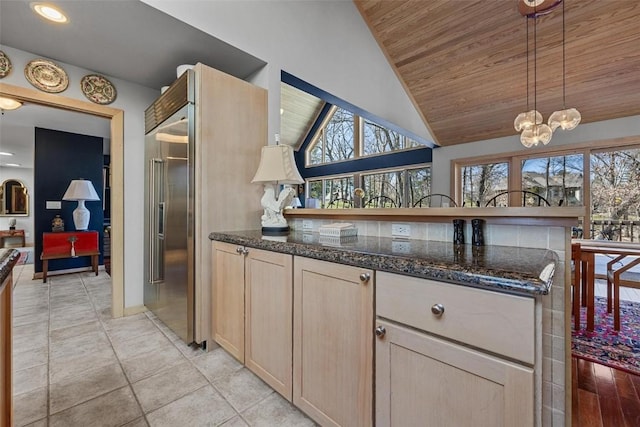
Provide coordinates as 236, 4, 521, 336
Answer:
15, 248, 34, 265
572, 296, 640, 376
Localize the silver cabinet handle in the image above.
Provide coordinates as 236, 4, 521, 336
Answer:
242, 248, 249, 255
236, 247, 243, 254
360, 272, 371, 283
431, 303, 445, 317
375, 326, 386, 338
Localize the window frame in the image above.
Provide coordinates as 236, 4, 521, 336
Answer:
305, 106, 427, 168
306, 163, 432, 209
452, 136, 640, 238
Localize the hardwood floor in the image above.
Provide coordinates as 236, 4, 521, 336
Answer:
572, 357, 640, 427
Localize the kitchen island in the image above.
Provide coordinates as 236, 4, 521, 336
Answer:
210, 225, 566, 426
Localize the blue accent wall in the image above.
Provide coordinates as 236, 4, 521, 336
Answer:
34, 128, 104, 274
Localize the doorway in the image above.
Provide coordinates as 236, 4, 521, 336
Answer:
0, 83, 125, 317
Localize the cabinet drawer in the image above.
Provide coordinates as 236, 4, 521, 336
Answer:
376, 271, 535, 364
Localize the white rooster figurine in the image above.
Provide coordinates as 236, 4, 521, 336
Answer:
260, 184, 295, 229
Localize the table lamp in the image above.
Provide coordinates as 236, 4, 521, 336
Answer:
62, 179, 100, 231
252, 141, 304, 235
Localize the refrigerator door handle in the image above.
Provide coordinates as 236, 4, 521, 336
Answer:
149, 158, 164, 284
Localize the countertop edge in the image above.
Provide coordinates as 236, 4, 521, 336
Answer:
0, 248, 21, 288
209, 232, 556, 297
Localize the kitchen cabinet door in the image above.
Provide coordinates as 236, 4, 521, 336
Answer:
375, 319, 534, 427
212, 241, 245, 362
293, 257, 373, 427
0, 271, 13, 427
245, 248, 293, 400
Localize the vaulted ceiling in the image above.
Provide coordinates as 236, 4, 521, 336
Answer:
355, 0, 640, 146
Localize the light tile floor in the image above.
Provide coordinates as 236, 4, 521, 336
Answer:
11, 264, 315, 427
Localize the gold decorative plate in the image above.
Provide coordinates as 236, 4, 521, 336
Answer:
80, 74, 117, 105
24, 59, 69, 93
0, 51, 11, 78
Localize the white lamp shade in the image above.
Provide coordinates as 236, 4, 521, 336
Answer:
252, 145, 304, 184
62, 179, 100, 201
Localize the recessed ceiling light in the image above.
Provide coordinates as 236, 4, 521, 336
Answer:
0, 152, 14, 157
31, 3, 68, 23
0, 97, 23, 110
4, 163, 21, 167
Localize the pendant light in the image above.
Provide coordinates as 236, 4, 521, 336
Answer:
548, 0, 581, 131
520, 5, 552, 147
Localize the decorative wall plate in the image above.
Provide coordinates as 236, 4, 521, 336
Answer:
24, 59, 69, 93
81, 74, 117, 105
0, 51, 12, 78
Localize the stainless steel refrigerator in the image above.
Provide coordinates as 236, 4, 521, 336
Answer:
144, 71, 196, 344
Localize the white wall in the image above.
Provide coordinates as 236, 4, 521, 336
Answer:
142, 0, 433, 145
0, 45, 159, 308
0, 166, 34, 243
431, 115, 640, 195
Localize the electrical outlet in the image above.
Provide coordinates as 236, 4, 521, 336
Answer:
391, 223, 411, 237
391, 240, 411, 254
303, 219, 313, 230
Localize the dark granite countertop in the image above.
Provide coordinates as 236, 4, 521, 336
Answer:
0, 248, 20, 287
209, 230, 557, 296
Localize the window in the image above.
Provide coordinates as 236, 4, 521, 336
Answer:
306, 108, 425, 167
407, 167, 432, 207
307, 176, 355, 208
461, 163, 509, 207
303, 105, 431, 209
522, 154, 583, 207
307, 107, 354, 165
454, 141, 640, 241
590, 148, 640, 240
362, 120, 422, 156
362, 170, 403, 207
305, 166, 431, 209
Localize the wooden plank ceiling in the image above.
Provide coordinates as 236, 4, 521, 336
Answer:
355, 0, 640, 146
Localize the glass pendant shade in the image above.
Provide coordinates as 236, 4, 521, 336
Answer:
520, 123, 553, 147
548, 107, 581, 131
514, 110, 543, 132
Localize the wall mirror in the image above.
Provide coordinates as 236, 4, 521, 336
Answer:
0, 179, 29, 216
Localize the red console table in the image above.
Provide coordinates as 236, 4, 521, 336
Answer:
41, 231, 99, 283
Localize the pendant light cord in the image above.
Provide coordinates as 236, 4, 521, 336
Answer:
526, 16, 529, 110
562, 0, 566, 108
533, 7, 537, 119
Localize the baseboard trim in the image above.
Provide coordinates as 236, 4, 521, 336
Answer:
124, 305, 148, 316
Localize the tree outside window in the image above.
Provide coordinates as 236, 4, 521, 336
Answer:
521, 154, 583, 207
461, 163, 508, 207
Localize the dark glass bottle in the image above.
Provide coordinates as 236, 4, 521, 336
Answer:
453, 219, 465, 244
471, 218, 485, 246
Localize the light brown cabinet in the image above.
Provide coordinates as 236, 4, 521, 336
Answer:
245, 246, 293, 400
212, 241, 293, 399
212, 241, 246, 362
1, 269, 13, 427
375, 271, 535, 427
293, 257, 374, 427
